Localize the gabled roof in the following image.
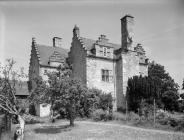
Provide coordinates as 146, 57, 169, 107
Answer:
35, 44, 68, 67
80, 37, 121, 51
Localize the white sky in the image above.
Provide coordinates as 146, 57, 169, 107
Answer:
0, 0, 184, 87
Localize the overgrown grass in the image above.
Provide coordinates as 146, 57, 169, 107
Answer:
112, 111, 184, 132
2, 119, 184, 140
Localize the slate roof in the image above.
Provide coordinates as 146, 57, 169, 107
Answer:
80, 37, 121, 51
35, 44, 68, 67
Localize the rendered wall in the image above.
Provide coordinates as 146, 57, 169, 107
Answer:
35, 104, 51, 117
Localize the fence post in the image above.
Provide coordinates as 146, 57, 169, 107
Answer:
153, 98, 156, 127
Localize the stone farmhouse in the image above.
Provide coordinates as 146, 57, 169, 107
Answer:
29, 15, 148, 116
29, 37, 68, 116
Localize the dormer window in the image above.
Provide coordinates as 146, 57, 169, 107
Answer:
103, 47, 107, 57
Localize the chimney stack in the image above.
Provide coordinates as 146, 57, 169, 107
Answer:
121, 14, 134, 51
97, 34, 109, 43
73, 25, 80, 38
53, 37, 62, 47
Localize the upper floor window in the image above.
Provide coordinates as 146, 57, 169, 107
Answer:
101, 69, 113, 82
103, 47, 107, 56
44, 70, 47, 75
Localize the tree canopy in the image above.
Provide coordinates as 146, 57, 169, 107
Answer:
126, 61, 179, 112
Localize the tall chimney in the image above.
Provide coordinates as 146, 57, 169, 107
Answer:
53, 37, 62, 47
73, 25, 80, 38
121, 14, 134, 51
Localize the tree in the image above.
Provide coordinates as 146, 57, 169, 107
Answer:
0, 59, 27, 138
162, 90, 179, 111
29, 62, 86, 126
126, 75, 160, 112
148, 61, 179, 93
182, 79, 184, 90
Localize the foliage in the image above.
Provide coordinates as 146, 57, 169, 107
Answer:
53, 87, 114, 119
139, 100, 155, 121
148, 61, 179, 93
0, 58, 28, 138
29, 62, 87, 126
162, 90, 179, 111
126, 61, 179, 112
126, 75, 160, 112
91, 109, 112, 121
0, 59, 27, 114
54, 88, 113, 119
182, 79, 184, 90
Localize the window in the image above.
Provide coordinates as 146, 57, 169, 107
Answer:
102, 69, 113, 82
103, 47, 107, 56
44, 70, 47, 75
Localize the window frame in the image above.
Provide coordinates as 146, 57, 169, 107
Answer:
101, 69, 113, 82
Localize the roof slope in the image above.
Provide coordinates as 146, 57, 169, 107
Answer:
80, 37, 121, 51
35, 44, 68, 67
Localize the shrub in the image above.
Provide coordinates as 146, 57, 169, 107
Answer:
168, 118, 179, 127
158, 118, 170, 125
78, 88, 113, 118
139, 101, 154, 121
112, 112, 127, 121
92, 109, 109, 121
128, 112, 140, 122
24, 114, 44, 124
156, 110, 169, 120
175, 120, 184, 132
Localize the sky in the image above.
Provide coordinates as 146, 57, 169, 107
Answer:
0, 0, 184, 87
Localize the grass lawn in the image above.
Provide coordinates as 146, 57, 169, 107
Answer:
2, 119, 184, 140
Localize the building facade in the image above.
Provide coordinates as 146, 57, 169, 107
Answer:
29, 15, 148, 113
68, 15, 148, 110
29, 37, 68, 116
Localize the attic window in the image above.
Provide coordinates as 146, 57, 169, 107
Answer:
103, 47, 107, 57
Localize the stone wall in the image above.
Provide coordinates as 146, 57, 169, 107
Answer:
86, 57, 116, 109
29, 45, 40, 90
122, 51, 140, 96
68, 38, 87, 85
115, 58, 124, 110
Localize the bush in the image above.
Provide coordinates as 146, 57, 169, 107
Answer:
128, 112, 140, 122
168, 118, 179, 127
92, 109, 109, 121
112, 112, 127, 121
175, 120, 184, 132
158, 116, 180, 128
23, 114, 44, 124
77, 88, 113, 118
156, 110, 169, 120
139, 101, 154, 121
